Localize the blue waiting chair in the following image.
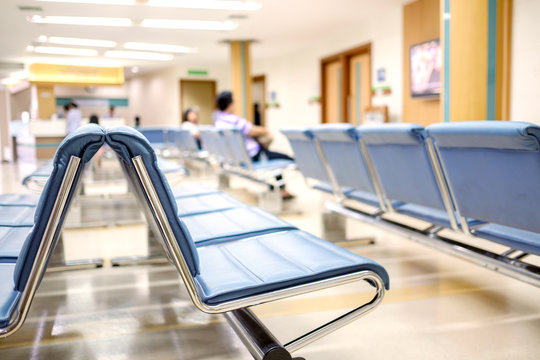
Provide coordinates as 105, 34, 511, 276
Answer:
311, 124, 386, 208
105, 125, 389, 359
358, 123, 473, 230
0, 124, 105, 336
427, 121, 540, 256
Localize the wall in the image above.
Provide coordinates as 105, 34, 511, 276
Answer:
252, 6, 403, 154
511, 0, 540, 124
10, 86, 31, 120
402, 0, 441, 126
128, 62, 229, 127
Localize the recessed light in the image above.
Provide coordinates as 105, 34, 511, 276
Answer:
131, 66, 139, 73
105, 50, 173, 61
36, 0, 136, 5
28, 15, 132, 27
38, 36, 117, 48
141, 19, 237, 31
124, 42, 196, 54
147, 0, 262, 11
30, 46, 98, 56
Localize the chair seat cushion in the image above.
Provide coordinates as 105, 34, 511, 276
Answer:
0, 226, 33, 260
194, 230, 390, 305
171, 184, 220, 198
176, 193, 245, 217
474, 224, 540, 256
252, 159, 294, 171
22, 160, 54, 184
396, 203, 453, 228
181, 207, 296, 246
0, 194, 40, 207
157, 157, 187, 175
0, 263, 20, 328
0, 206, 36, 227
346, 190, 382, 207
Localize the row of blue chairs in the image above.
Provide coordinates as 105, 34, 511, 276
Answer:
282, 121, 540, 286
0, 125, 388, 360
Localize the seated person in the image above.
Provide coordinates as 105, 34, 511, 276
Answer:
182, 107, 202, 149
214, 91, 294, 199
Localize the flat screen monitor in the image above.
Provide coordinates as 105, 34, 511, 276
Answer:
410, 39, 441, 98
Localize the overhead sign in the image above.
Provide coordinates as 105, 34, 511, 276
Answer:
29, 63, 125, 86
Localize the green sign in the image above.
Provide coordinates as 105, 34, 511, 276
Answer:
187, 69, 208, 76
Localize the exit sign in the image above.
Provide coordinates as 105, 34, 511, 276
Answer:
187, 70, 208, 76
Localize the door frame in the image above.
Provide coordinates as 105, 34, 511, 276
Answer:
321, 43, 372, 123
252, 74, 266, 127
179, 79, 217, 124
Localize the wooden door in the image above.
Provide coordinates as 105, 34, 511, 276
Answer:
180, 80, 216, 125
324, 61, 342, 123
348, 53, 371, 125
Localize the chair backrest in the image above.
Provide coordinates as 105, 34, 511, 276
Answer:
427, 121, 540, 233
281, 127, 330, 183
174, 129, 199, 153
105, 126, 200, 276
312, 124, 375, 193
221, 128, 252, 168
138, 127, 167, 145
200, 127, 234, 164
358, 124, 448, 211
14, 125, 105, 291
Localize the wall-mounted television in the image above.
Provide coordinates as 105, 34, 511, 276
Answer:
410, 39, 441, 98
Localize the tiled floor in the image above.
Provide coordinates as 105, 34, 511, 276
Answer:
0, 158, 539, 359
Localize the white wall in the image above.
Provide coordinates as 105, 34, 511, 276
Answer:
252, 7, 403, 154
128, 62, 229, 127
511, 0, 540, 124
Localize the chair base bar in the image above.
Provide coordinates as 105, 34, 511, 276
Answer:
224, 308, 292, 360
325, 201, 540, 287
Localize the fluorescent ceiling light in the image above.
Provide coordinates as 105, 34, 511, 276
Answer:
30, 46, 98, 56
124, 42, 195, 54
147, 0, 262, 11
105, 50, 173, 61
28, 15, 132, 27
36, 0, 136, 5
39, 36, 117, 48
141, 19, 237, 31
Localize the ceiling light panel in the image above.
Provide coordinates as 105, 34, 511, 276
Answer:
36, 0, 136, 5
124, 42, 196, 53
40, 36, 117, 48
105, 50, 173, 61
141, 19, 237, 31
147, 0, 262, 11
28, 16, 132, 27
30, 46, 98, 56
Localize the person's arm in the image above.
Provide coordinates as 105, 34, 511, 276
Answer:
248, 125, 269, 137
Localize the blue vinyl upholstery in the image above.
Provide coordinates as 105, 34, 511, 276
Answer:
281, 128, 330, 183
0, 226, 33, 260
14, 125, 106, 291
473, 224, 540, 256
173, 128, 200, 153
427, 122, 540, 234
200, 128, 233, 163
0, 263, 19, 328
171, 184, 220, 198
176, 193, 246, 217
22, 160, 54, 186
0, 206, 36, 227
195, 230, 389, 305
358, 124, 453, 226
181, 207, 296, 246
138, 127, 168, 149
106, 126, 201, 276
312, 125, 375, 194
0, 194, 40, 207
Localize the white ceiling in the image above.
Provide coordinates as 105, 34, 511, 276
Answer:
0, 0, 407, 78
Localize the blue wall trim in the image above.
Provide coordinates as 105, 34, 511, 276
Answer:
443, 0, 451, 122
487, 0, 498, 120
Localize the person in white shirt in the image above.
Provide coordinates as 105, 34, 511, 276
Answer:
181, 108, 201, 149
66, 102, 82, 134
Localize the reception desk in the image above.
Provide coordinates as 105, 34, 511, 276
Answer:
14, 118, 126, 160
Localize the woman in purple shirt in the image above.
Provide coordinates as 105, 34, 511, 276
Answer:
214, 91, 294, 199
